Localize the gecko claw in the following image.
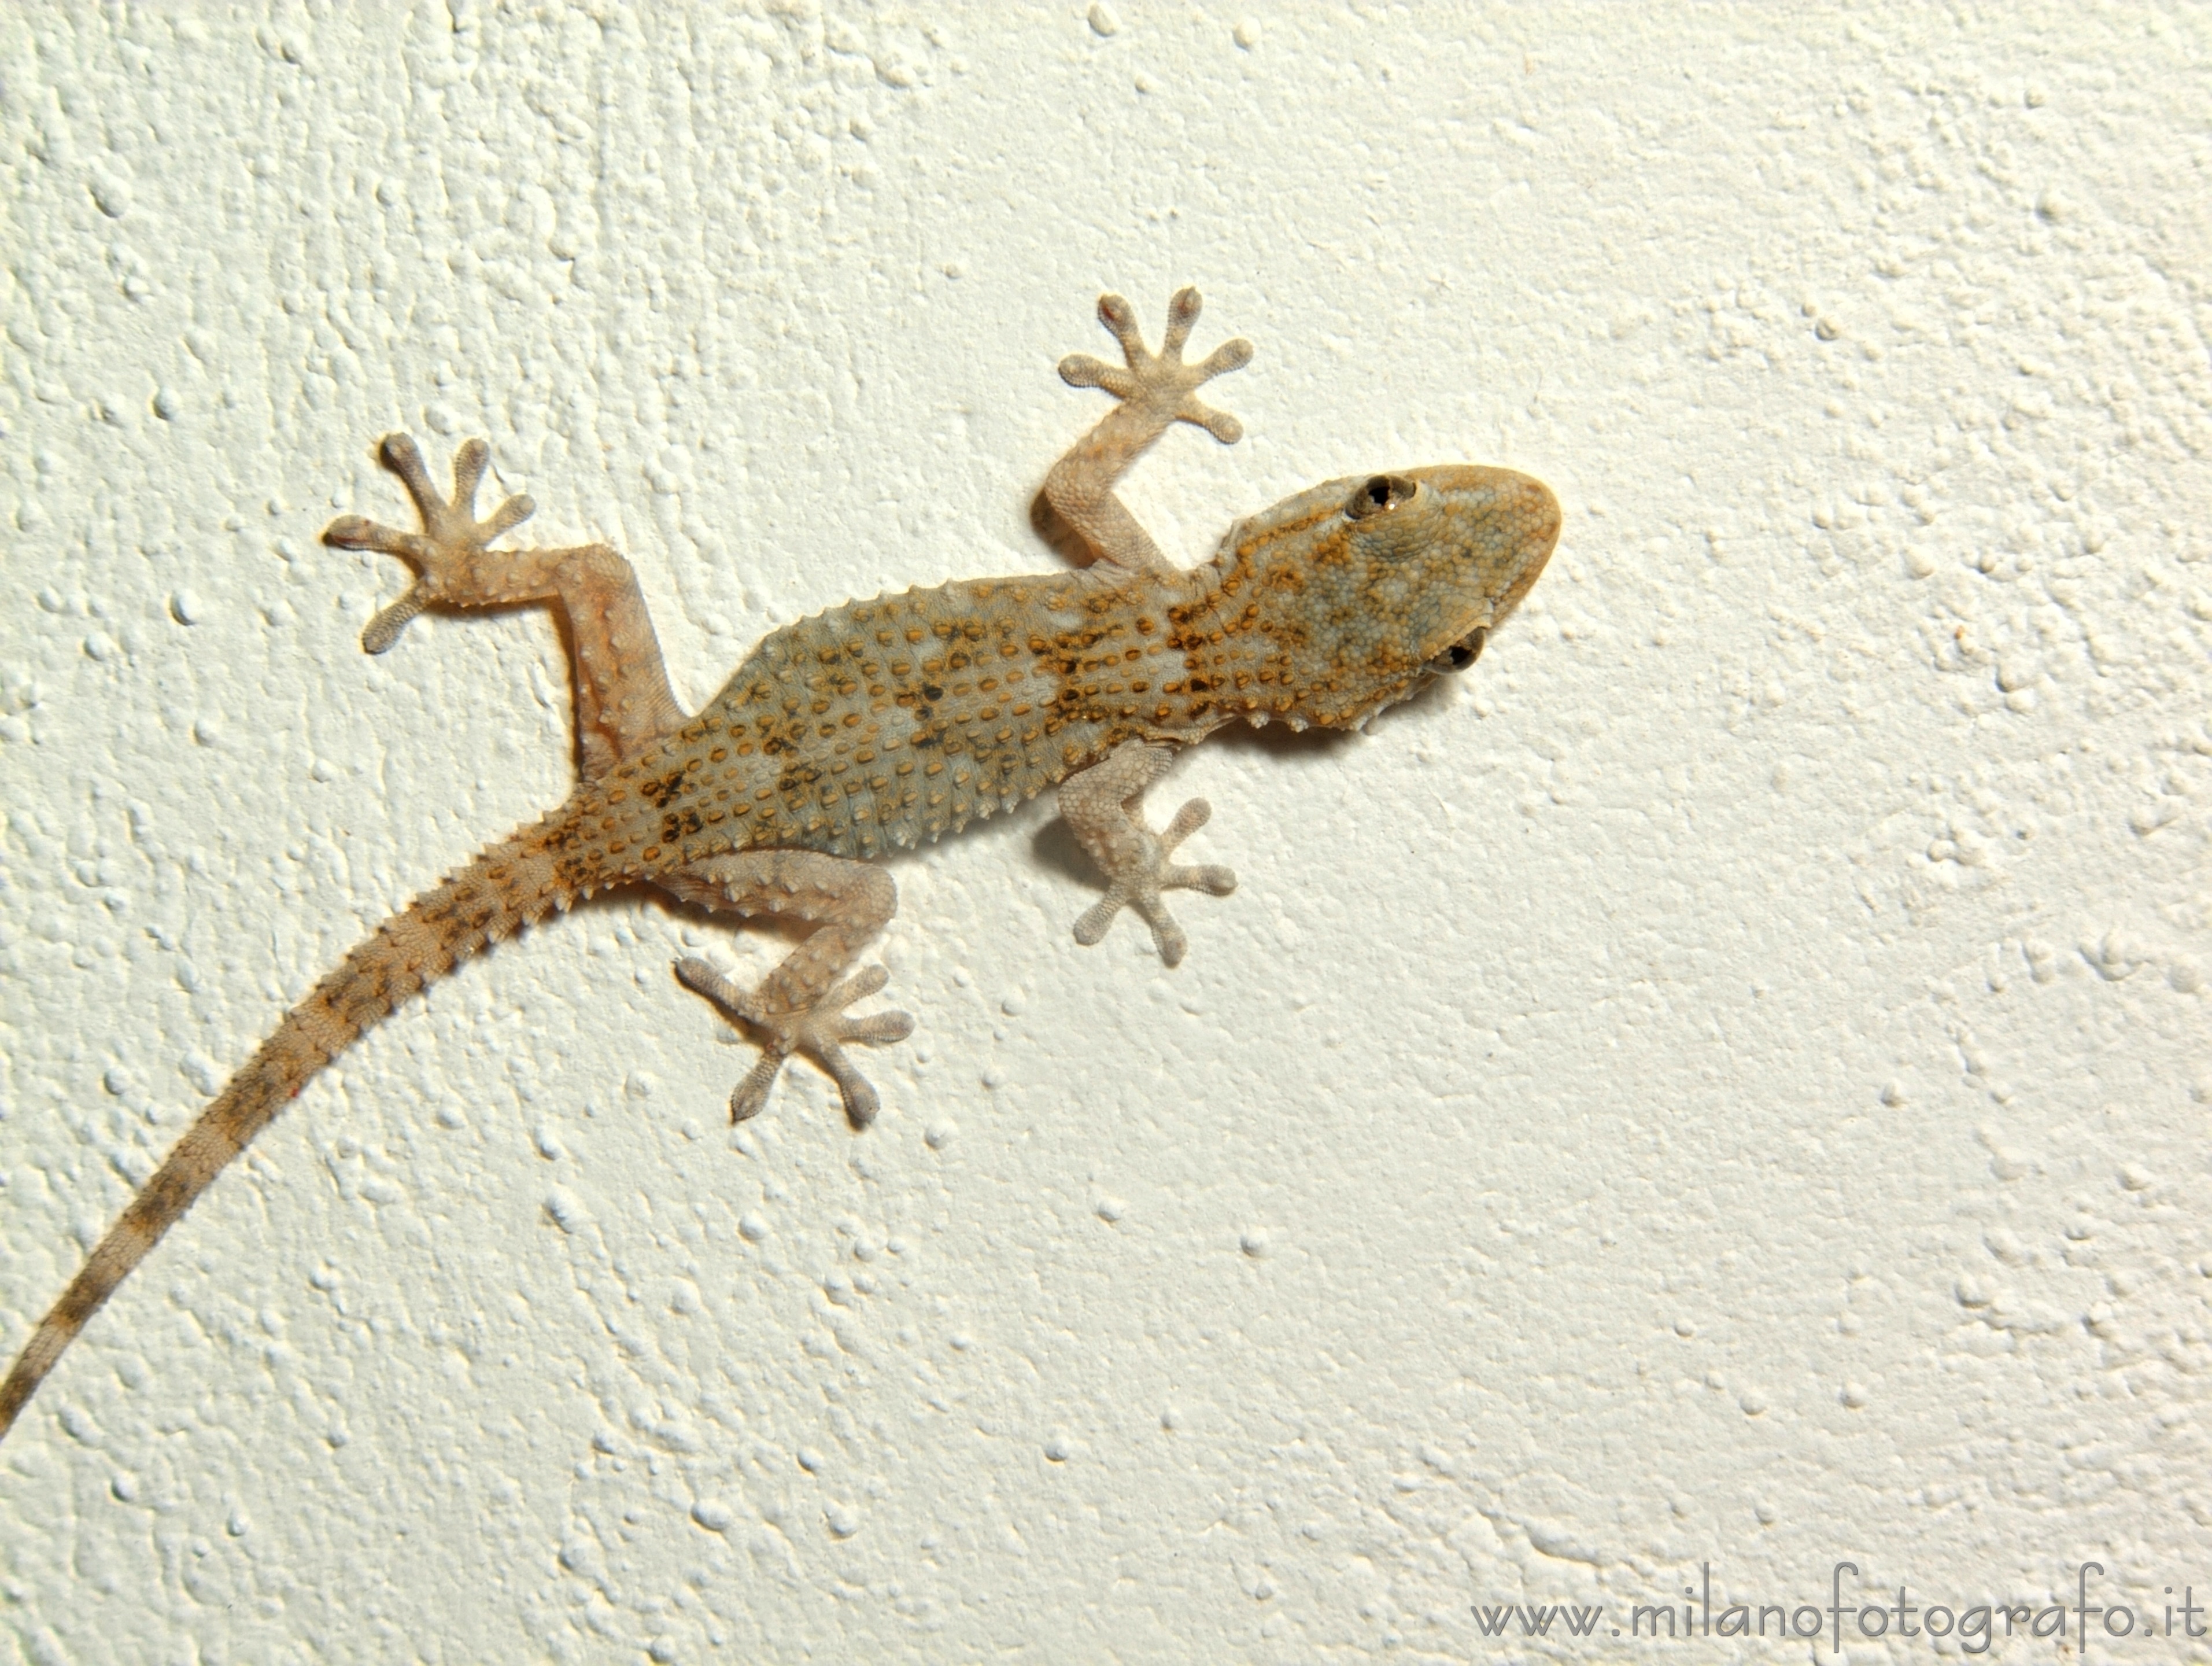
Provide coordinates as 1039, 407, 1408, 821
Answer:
675, 958, 914, 1130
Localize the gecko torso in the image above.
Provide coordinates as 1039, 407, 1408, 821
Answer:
0, 288, 1557, 1442
568, 460, 1552, 871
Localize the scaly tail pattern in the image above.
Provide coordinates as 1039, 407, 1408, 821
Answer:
0, 813, 580, 1440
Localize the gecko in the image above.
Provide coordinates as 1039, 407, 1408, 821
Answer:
0, 289, 1557, 1443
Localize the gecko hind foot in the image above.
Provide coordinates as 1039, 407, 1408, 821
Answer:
1058, 287, 1253, 444
675, 959, 914, 1130
324, 434, 538, 653
1070, 797, 1238, 969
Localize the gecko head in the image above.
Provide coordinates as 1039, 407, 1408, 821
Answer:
1228, 464, 1559, 730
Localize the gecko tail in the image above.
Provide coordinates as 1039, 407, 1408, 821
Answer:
0, 819, 582, 1443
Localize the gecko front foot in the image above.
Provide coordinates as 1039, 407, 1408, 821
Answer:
675, 959, 915, 1130
1060, 742, 1237, 968
324, 434, 538, 653
1058, 287, 1254, 443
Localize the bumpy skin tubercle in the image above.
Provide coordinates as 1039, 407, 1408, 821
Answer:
0, 288, 1557, 1443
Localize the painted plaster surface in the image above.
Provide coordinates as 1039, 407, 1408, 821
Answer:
1, 6, 2206, 1661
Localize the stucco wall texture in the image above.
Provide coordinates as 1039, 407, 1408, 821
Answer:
1, 5, 2206, 1662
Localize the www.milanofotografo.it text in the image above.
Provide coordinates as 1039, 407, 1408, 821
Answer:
1474, 1563, 2202, 1656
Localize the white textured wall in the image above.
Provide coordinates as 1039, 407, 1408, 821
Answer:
3, 6, 2207, 1661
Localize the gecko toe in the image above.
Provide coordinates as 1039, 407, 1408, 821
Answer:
1058, 353, 1137, 400
1179, 400, 1243, 445
1071, 889, 1129, 949
480, 491, 536, 542
322, 515, 419, 558
1133, 896, 1190, 968
1199, 336, 1254, 377
376, 432, 438, 508
1095, 291, 1144, 356
727, 1051, 786, 1125
1160, 285, 1203, 355
360, 585, 431, 655
448, 436, 490, 508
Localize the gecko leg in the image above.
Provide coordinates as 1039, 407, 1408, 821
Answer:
1044, 287, 1253, 577
324, 433, 686, 781
1060, 740, 1237, 967
656, 853, 913, 1129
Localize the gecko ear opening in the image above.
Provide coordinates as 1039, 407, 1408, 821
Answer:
1345, 474, 1418, 521
1431, 626, 1487, 673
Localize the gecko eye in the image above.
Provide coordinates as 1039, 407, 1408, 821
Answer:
1431, 626, 1487, 673
1345, 474, 1417, 520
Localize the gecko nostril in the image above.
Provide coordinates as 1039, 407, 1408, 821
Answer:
1433, 626, 1487, 673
